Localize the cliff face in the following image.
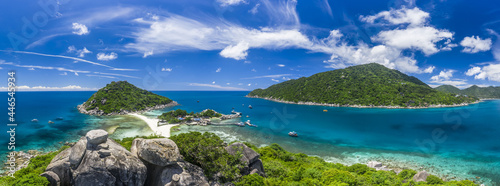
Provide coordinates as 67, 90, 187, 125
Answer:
41, 130, 264, 186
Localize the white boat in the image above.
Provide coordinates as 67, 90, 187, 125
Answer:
288, 131, 298, 137
48, 120, 54, 124
248, 105, 253, 109
31, 119, 38, 122
235, 122, 245, 127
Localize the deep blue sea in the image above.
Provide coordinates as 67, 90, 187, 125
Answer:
1, 91, 499, 185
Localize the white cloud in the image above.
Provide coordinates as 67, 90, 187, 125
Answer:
360, 7, 429, 27
61, 72, 68, 75
72, 23, 89, 35
68, 46, 92, 57
372, 27, 454, 56
251, 69, 257, 72
216, 68, 222, 72
424, 66, 435, 73
212, 81, 216, 84
161, 68, 172, 72
143, 50, 153, 58
220, 42, 250, 60
97, 52, 118, 61
28, 68, 35, 70
465, 64, 500, 82
460, 36, 492, 53
247, 83, 251, 86
431, 69, 455, 81
249, 3, 260, 14
218, 0, 246, 6
0, 85, 97, 91
244, 61, 251, 64
271, 79, 279, 82
188, 83, 247, 90
277, 64, 285, 67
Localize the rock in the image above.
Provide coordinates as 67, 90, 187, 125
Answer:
69, 137, 86, 167
43, 130, 147, 186
225, 143, 259, 165
146, 160, 209, 186
45, 148, 72, 186
367, 161, 383, 168
413, 170, 429, 182
225, 143, 264, 176
85, 129, 108, 146
40, 171, 60, 186
133, 138, 180, 166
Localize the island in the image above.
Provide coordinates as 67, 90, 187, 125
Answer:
77, 81, 178, 115
435, 84, 500, 99
247, 63, 478, 108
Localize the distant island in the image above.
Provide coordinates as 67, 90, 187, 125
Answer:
78, 81, 178, 115
248, 63, 478, 108
435, 85, 500, 99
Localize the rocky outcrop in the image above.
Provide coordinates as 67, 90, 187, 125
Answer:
131, 138, 209, 186
42, 130, 147, 186
225, 143, 265, 177
366, 161, 392, 171
413, 170, 430, 182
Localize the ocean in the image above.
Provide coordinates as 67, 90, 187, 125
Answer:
1, 91, 499, 185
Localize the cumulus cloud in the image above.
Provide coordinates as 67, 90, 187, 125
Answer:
249, 3, 260, 14
277, 64, 285, 67
220, 42, 250, 60
97, 52, 118, 61
424, 66, 435, 73
161, 68, 172, 72
218, 0, 246, 6
372, 27, 454, 56
460, 36, 492, 53
242, 74, 291, 79
72, 23, 90, 35
68, 46, 92, 57
271, 79, 279, 82
465, 64, 500, 82
216, 68, 222, 72
143, 50, 153, 58
431, 69, 455, 81
429, 69, 470, 88
360, 7, 429, 27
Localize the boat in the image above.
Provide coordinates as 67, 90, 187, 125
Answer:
31, 119, 38, 122
55, 117, 64, 120
245, 120, 251, 125
235, 122, 245, 127
288, 131, 298, 137
48, 120, 55, 124
323, 109, 328, 112
246, 115, 249, 118
248, 105, 253, 109
231, 110, 236, 114
197, 100, 200, 103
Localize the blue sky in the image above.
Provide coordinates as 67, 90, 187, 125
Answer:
1, 0, 500, 91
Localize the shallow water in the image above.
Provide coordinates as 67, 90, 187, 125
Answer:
1, 91, 499, 185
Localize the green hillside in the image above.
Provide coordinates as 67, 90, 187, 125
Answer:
79, 81, 174, 115
435, 85, 500, 98
248, 63, 477, 107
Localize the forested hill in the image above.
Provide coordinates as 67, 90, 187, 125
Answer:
435, 85, 500, 98
78, 81, 175, 115
248, 63, 477, 107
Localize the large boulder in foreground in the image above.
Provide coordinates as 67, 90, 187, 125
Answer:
131, 138, 209, 186
225, 143, 265, 176
42, 130, 147, 186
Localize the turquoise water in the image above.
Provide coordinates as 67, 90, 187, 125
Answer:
1, 91, 499, 185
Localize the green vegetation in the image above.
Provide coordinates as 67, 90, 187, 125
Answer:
435, 85, 500, 98
81, 81, 173, 114
170, 132, 244, 183
157, 109, 222, 124
113, 134, 164, 151
248, 63, 478, 107
0, 146, 70, 186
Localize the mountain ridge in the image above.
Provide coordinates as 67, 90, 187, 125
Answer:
435, 84, 500, 98
248, 63, 478, 108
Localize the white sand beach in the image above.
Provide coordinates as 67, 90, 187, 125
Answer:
129, 113, 178, 137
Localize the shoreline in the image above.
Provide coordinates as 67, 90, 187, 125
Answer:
128, 113, 178, 138
246, 95, 482, 109
78, 101, 179, 116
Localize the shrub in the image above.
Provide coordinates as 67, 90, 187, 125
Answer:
426, 174, 444, 184
398, 169, 417, 180
235, 174, 265, 186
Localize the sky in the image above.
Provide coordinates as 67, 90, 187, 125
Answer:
1, 0, 500, 91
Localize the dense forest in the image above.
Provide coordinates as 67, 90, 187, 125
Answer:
80, 81, 173, 114
435, 85, 500, 98
157, 109, 222, 123
248, 63, 477, 107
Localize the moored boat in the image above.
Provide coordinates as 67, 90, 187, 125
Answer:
288, 131, 298, 137
235, 122, 245, 127
48, 120, 55, 124
31, 119, 39, 122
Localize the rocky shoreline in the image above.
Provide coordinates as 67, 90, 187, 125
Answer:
77, 101, 179, 116
246, 95, 480, 109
